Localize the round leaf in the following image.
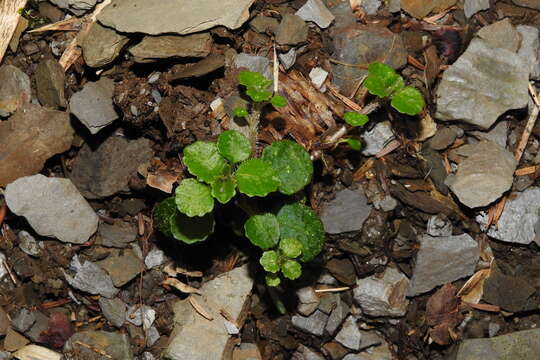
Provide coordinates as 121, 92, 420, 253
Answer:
343, 112, 369, 127
236, 159, 280, 197
364, 62, 404, 98
211, 176, 236, 204
238, 70, 271, 88
217, 130, 252, 163
153, 197, 177, 237
390, 86, 425, 115
246, 88, 272, 102
277, 203, 325, 262
175, 179, 214, 217
341, 138, 362, 151
260, 251, 280, 273
281, 259, 302, 280
244, 213, 280, 250
233, 107, 248, 117
262, 140, 313, 195
271, 95, 288, 108
279, 237, 303, 258
183, 141, 228, 183
265, 273, 281, 287
170, 211, 214, 244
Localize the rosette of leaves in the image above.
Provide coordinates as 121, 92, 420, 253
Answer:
245, 202, 325, 286
363, 62, 425, 116
236, 70, 287, 107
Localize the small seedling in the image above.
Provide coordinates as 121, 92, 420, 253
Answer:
154, 71, 324, 286
332, 63, 425, 151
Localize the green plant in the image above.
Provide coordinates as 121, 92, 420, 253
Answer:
330, 63, 425, 151
154, 71, 325, 286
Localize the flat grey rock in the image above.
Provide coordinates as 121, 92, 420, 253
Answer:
324, 295, 350, 335
145, 248, 167, 269
335, 315, 361, 350
129, 33, 212, 63
291, 310, 329, 336
99, 297, 126, 328
50, 0, 101, 15
331, 25, 406, 95
275, 14, 308, 45
164, 265, 253, 360
464, 0, 491, 18
487, 187, 540, 245
296, 0, 335, 29
97, 221, 138, 248
249, 15, 279, 34
342, 339, 393, 360
296, 287, 320, 316
98, 0, 255, 35
320, 188, 372, 234
407, 234, 479, 297
512, 0, 540, 10
35, 59, 66, 108
63, 255, 119, 298
426, 215, 452, 237
360, 0, 382, 14
70, 77, 117, 134
477, 19, 520, 52
5, 175, 98, 244
435, 38, 528, 129
517, 25, 540, 80
354, 267, 409, 317
12, 309, 35, 333
0, 64, 31, 116
362, 121, 394, 156
445, 141, 516, 208
70, 136, 153, 199
469, 121, 508, 148
456, 328, 540, 360
234, 53, 271, 80
293, 345, 325, 360
64, 331, 133, 359
81, 22, 129, 68
97, 248, 143, 287
18, 231, 41, 257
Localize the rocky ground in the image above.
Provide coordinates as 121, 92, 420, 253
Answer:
1, 0, 540, 359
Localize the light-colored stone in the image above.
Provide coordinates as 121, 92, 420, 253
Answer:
97, 249, 143, 287
512, 0, 540, 10
354, 267, 409, 317
50, 0, 100, 15
335, 315, 361, 350
5, 175, 98, 244
407, 234, 479, 296
445, 141, 516, 208
129, 33, 212, 63
98, 0, 256, 35
362, 121, 394, 156
164, 265, 253, 360
296, 0, 335, 28
81, 22, 129, 68
99, 297, 126, 328
275, 14, 308, 45
517, 25, 540, 80
0, 64, 31, 116
18, 231, 41, 257
63, 255, 119, 298
70, 77, 118, 134
0, 103, 73, 187
435, 38, 529, 129
64, 331, 133, 359
234, 53, 271, 80
469, 121, 508, 148
292, 310, 329, 336
296, 287, 320, 316
464, 0, 490, 18
487, 187, 540, 245
477, 19, 521, 52
13, 345, 62, 360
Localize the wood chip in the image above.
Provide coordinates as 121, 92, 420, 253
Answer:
457, 268, 491, 304
189, 295, 214, 321
162, 278, 201, 294
462, 301, 500, 313
163, 263, 203, 277
0, 0, 28, 64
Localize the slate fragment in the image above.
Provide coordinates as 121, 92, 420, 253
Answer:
81, 22, 129, 68
0, 64, 31, 116
63, 255, 119, 298
129, 33, 212, 63
275, 14, 308, 45
35, 59, 66, 108
0, 103, 73, 186
5, 175, 98, 244
70, 136, 153, 199
64, 331, 134, 359
320, 188, 372, 234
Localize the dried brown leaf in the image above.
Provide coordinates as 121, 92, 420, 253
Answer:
162, 278, 201, 294
426, 284, 464, 345
189, 296, 213, 321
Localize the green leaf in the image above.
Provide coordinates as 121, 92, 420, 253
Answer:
265, 273, 281, 287
261, 140, 313, 195
271, 95, 288, 108
175, 179, 214, 217
281, 259, 302, 280
217, 130, 252, 163
170, 211, 214, 244
246, 88, 273, 102
390, 86, 425, 115
244, 213, 280, 250
277, 203, 325, 262
343, 112, 369, 127
210, 176, 236, 204
260, 251, 280, 273
364, 62, 404, 98
236, 159, 280, 197
153, 197, 177, 237
183, 141, 228, 183
238, 70, 271, 88
233, 107, 248, 117
340, 138, 362, 151
279, 237, 303, 259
